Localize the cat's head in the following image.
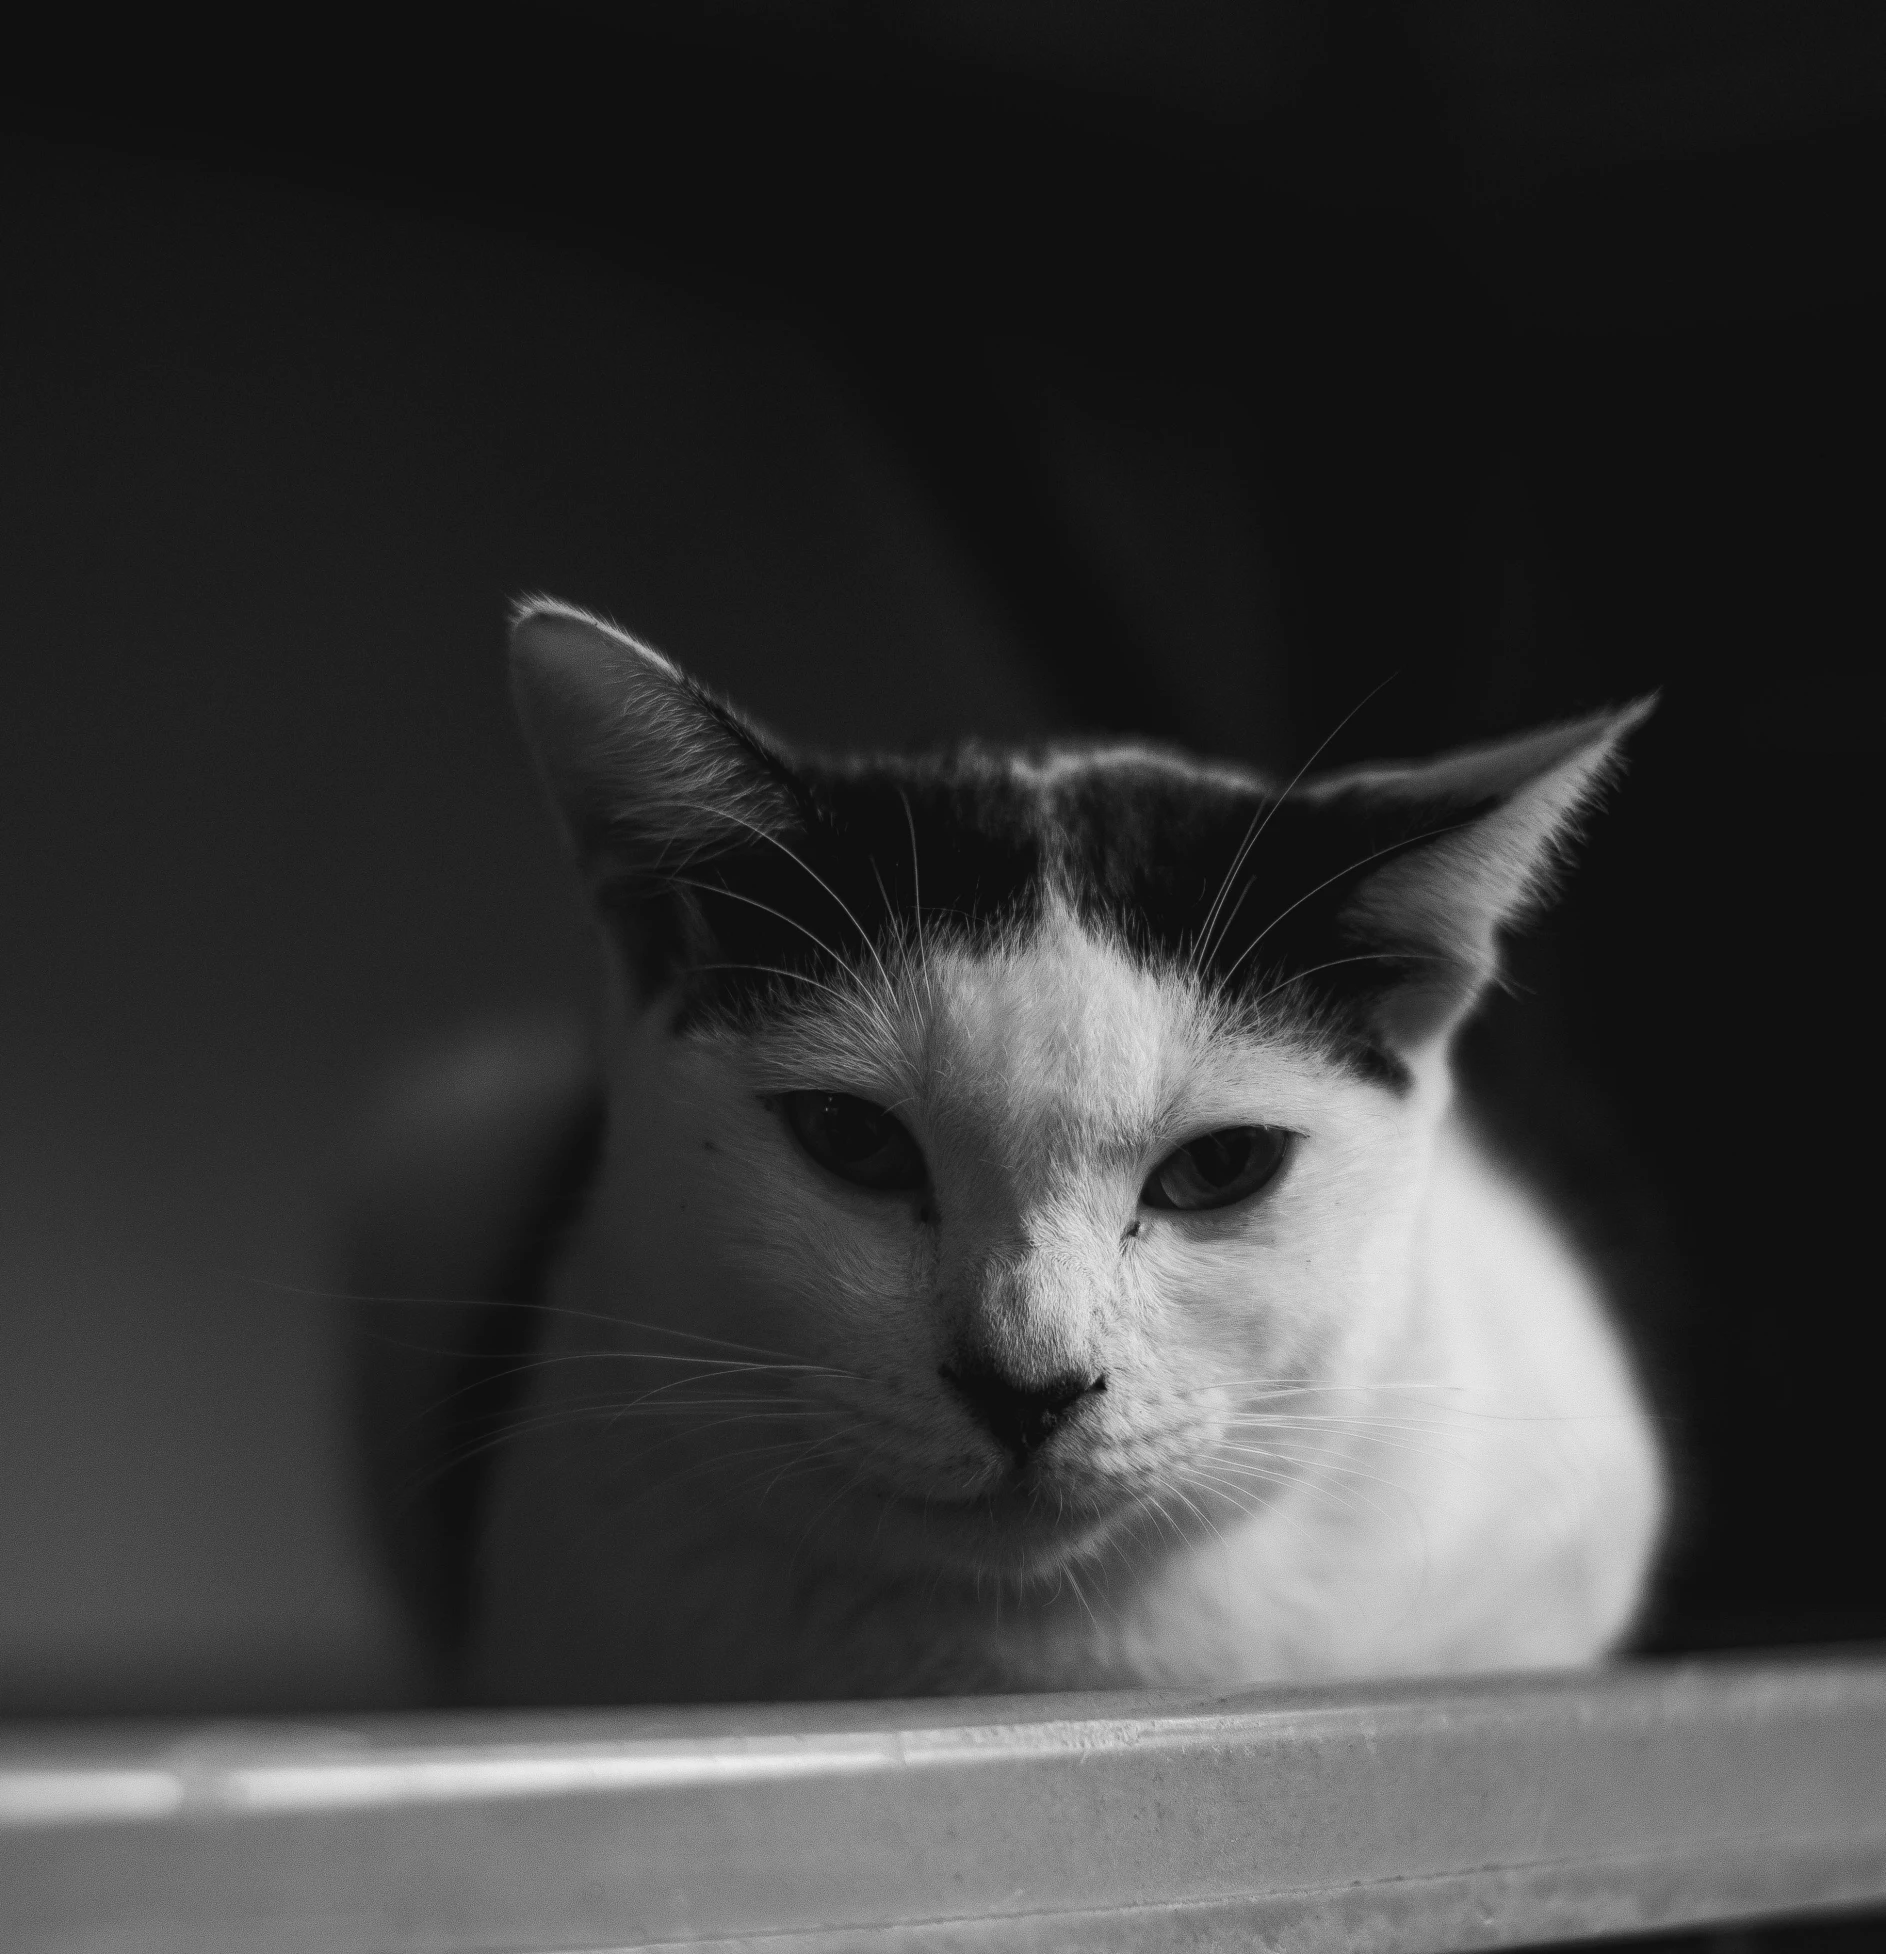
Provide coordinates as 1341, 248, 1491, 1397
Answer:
511, 599, 1650, 1584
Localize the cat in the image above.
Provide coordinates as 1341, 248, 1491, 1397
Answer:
350, 598, 1665, 1705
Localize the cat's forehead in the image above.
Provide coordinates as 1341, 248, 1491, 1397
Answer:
736, 900, 1345, 1152
817, 741, 1275, 937
676, 740, 1414, 1092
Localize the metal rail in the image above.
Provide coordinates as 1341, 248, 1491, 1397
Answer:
5, 1651, 1885, 1953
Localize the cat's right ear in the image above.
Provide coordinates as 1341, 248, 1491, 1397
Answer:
509, 599, 801, 979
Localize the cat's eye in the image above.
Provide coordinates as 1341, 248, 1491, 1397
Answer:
782, 1091, 927, 1193
1142, 1125, 1290, 1214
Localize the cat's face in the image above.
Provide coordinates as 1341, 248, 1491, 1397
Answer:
595, 897, 1433, 1579
514, 601, 1647, 1585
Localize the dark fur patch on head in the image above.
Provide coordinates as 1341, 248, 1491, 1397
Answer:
513, 606, 1640, 1084
623, 740, 1461, 1090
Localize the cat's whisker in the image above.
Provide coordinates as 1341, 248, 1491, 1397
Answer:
494, 1383, 821, 1412
1226, 1409, 1467, 1438
1194, 1456, 1389, 1531
896, 788, 934, 997
752, 1429, 862, 1508
1185, 1455, 1296, 1500
1219, 1453, 1430, 1539
1192, 874, 1257, 983
603, 1317, 852, 1369
603, 1359, 851, 1405
1173, 1466, 1274, 1529
1214, 816, 1473, 995
1129, 1487, 1184, 1554
313, 1274, 829, 1371
1245, 950, 1447, 1013
1057, 1554, 1103, 1635
404, 1359, 832, 1438
690, 960, 890, 1021
1221, 1421, 1474, 1475
652, 792, 904, 1005
248, 1273, 647, 1338
784, 1452, 884, 1580
435, 1397, 821, 1456
1229, 1404, 1583, 1441
1163, 1477, 1240, 1555
665, 873, 900, 1041
404, 1403, 824, 1497
867, 856, 903, 959
414, 1351, 852, 1422
663, 860, 911, 1056
1189, 673, 1400, 977
451, 1384, 822, 1428
632, 1424, 838, 1489
1250, 1398, 1656, 1430
586, 1435, 840, 1521
1208, 1377, 1465, 1397
1215, 1436, 1418, 1494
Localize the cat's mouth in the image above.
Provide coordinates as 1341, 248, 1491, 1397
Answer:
875, 1463, 1142, 1569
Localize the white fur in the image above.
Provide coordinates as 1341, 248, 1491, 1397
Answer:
468, 900, 1664, 1703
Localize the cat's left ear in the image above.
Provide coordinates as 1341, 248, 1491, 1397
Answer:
1306, 697, 1656, 1051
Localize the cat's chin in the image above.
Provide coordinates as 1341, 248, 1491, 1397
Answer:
858, 1474, 1158, 1585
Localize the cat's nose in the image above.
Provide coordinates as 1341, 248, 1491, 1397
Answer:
940, 1359, 1106, 1463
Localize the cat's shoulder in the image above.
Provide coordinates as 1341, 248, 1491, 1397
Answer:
1418, 1091, 1666, 1659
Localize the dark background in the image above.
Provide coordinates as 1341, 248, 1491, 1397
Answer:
2, 2, 1882, 1717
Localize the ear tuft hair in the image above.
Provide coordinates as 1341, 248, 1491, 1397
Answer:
1305, 696, 1655, 1049
509, 598, 799, 897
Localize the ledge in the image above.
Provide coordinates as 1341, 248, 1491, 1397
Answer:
5, 1650, 1885, 1952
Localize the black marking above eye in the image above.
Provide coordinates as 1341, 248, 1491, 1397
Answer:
782, 1091, 927, 1193
1142, 1125, 1290, 1214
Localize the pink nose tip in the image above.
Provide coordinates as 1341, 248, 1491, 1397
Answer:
939, 1360, 1106, 1463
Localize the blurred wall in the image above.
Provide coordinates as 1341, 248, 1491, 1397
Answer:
0, 143, 1057, 1713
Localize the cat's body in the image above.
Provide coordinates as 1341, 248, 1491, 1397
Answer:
352, 602, 1664, 1704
